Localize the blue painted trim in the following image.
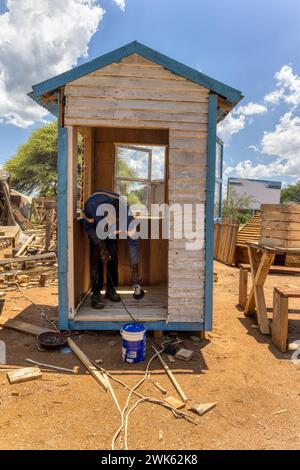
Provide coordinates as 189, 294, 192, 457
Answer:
204, 94, 218, 331
67, 320, 204, 332
29, 41, 243, 113
57, 93, 69, 330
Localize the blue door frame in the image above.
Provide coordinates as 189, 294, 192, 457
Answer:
57, 92, 69, 330
57, 94, 217, 332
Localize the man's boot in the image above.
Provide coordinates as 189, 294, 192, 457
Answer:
105, 287, 121, 302
91, 292, 104, 309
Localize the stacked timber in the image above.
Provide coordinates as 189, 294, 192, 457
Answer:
0, 198, 58, 289
235, 212, 261, 264
214, 217, 239, 265
0, 252, 57, 290
13, 208, 35, 231
260, 204, 300, 266
29, 197, 56, 225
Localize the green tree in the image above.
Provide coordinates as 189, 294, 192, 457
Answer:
280, 181, 300, 203
5, 121, 83, 197
116, 148, 146, 206
222, 187, 255, 224
5, 121, 58, 196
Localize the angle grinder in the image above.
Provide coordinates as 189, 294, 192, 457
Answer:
133, 283, 145, 300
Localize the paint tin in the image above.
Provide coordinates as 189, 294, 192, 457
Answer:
121, 323, 146, 363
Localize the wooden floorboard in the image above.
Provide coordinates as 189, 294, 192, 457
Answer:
75, 286, 167, 322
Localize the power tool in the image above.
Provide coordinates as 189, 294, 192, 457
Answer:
133, 283, 145, 300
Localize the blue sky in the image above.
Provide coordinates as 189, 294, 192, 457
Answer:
1, 0, 300, 187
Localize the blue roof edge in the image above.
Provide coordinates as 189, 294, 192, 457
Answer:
29, 41, 243, 109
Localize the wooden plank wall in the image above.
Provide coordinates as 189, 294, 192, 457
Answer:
260, 204, 300, 249
93, 128, 168, 286
72, 127, 93, 309
65, 54, 209, 323
214, 218, 239, 266
260, 204, 300, 267
93, 127, 168, 190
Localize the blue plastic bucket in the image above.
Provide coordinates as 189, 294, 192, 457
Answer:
121, 323, 146, 363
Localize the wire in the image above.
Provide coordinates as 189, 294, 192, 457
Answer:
111, 344, 163, 450
75, 288, 91, 316
110, 339, 191, 451
91, 355, 197, 450
106, 269, 138, 323
9, 260, 60, 333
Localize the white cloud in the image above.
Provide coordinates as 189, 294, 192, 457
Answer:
248, 145, 259, 152
236, 101, 267, 116
223, 165, 234, 178
264, 65, 300, 106
0, 0, 105, 127
231, 112, 300, 179
217, 113, 245, 145
218, 100, 267, 145
261, 111, 300, 160
112, 0, 126, 11
264, 88, 284, 105
227, 64, 300, 181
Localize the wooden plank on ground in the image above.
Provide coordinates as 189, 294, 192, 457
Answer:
7, 367, 42, 384
67, 338, 109, 392
0, 318, 51, 336
152, 345, 188, 402
14, 234, 36, 258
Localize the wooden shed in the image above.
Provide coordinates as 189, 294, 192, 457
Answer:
29, 42, 243, 332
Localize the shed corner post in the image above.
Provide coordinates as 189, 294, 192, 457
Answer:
57, 91, 69, 330
204, 93, 218, 331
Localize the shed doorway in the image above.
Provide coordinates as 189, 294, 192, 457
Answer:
73, 127, 169, 324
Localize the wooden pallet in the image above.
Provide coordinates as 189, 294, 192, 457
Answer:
260, 204, 300, 266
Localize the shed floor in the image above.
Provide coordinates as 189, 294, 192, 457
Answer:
74, 285, 167, 322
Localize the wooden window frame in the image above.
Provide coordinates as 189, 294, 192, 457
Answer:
114, 143, 167, 214
214, 137, 223, 221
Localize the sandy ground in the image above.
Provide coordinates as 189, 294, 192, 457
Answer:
0, 261, 300, 450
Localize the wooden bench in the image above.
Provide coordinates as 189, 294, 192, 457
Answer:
238, 264, 300, 309
272, 288, 300, 352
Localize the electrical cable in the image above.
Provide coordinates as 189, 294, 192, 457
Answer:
106, 268, 138, 323
9, 260, 60, 333
111, 343, 165, 450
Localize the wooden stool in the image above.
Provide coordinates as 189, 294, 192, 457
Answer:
272, 288, 300, 352
239, 265, 249, 308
